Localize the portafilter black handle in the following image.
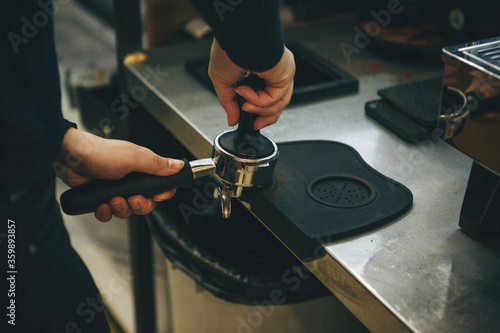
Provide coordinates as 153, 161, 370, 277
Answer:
60, 159, 194, 215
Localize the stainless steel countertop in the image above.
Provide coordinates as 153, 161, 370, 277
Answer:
125, 17, 500, 333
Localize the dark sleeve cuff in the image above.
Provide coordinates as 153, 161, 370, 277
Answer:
63, 118, 77, 130
57, 118, 77, 153
189, 0, 284, 72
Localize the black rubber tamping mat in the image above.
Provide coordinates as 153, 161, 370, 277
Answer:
242, 141, 413, 260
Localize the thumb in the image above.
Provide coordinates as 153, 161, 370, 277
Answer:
131, 146, 185, 176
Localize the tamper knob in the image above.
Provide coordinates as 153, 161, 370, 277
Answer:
217, 74, 275, 158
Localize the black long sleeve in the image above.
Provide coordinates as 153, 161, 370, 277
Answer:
188, 0, 284, 72
0, 1, 68, 195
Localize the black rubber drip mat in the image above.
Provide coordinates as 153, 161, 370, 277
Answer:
241, 141, 412, 260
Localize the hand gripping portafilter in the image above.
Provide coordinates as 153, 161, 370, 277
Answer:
60, 74, 278, 218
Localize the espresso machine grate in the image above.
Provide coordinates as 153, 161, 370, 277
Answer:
461, 41, 500, 70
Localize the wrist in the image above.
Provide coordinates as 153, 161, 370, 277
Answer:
59, 127, 101, 168
253, 46, 293, 80
209, 38, 246, 79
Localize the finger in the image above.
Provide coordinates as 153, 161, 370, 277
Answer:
241, 97, 287, 117
254, 110, 283, 130
241, 82, 293, 124
153, 188, 177, 202
212, 84, 241, 126
130, 148, 185, 177
61, 172, 93, 188
109, 197, 133, 219
95, 203, 112, 222
235, 83, 290, 108
127, 195, 157, 215
141, 198, 157, 215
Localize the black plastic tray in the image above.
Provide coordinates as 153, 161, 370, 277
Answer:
185, 42, 358, 104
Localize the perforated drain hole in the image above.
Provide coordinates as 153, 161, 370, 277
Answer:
307, 175, 376, 208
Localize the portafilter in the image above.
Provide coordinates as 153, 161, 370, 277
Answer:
60, 74, 279, 218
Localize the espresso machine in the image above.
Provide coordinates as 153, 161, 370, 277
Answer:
439, 36, 500, 238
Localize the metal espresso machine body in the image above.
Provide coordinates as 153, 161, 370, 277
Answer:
439, 36, 500, 238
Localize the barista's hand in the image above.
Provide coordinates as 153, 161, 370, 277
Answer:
57, 127, 184, 222
208, 38, 295, 130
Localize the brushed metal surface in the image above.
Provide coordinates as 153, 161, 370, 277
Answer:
125, 17, 500, 333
